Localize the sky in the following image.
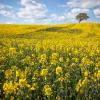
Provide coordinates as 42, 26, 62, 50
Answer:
0, 0, 100, 24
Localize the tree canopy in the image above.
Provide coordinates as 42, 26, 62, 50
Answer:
76, 13, 89, 23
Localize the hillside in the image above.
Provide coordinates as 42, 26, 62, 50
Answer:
0, 23, 100, 40
0, 22, 100, 100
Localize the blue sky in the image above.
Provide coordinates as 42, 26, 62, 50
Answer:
0, 0, 100, 24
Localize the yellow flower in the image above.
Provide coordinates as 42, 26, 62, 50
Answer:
75, 79, 82, 92
5, 69, 13, 79
31, 83, 37, 90
51, 53, 58, 65
96, 62, 100, 68
41, 54, 46, 59
25, 56, 31, 65
16, 69, 21, 78
13, 82, 19, 92
43, 85, 52, 96
52, 53, 58, 60
39, 54, 46, 64
31, 54, 35, 58
3, 81, 14, 94
44, 85, 50, 89
59, 57, 63, 62
96, 70, 100, 79
19, 71, 26, 79
90, 52, 94, 57
74, 50, 78, 55
81, 77, 88, 86
82, 57, 93, 66
9, 47, 16, 55
40, 58, 46, 64
40, 69, 48, 77
19, 79, 27, 88
84, 71, 89, 77
95, 62, 100, 70
58, 76, 65, 81
73, 58, 79, 63
56, 66, 62, 75
51, 60, 57, 65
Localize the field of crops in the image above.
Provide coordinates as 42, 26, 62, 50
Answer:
0, 23, 100, 100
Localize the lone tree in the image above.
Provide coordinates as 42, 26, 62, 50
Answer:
76, 13, 89, 23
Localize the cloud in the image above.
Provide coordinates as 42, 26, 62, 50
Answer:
23, 19, 35, 23
4, 21, 16, 24
93, 7, 100, 18
59, 0, 100, 22
0, 0, 48, 20
50, 14, 66, 22
66, 0, 100, 9
17, 0, 47, 19
0, 4, 15, 18
64, 8, 89, 19
42, 14, 66, 24
0, 0, 100, 24
33, 13, 67, 24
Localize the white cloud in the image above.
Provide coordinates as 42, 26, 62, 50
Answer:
0, 0, 48, 20
23, 19, 35, 23
4, 21, 16, 24
35, 13, 67, 24
59, 0, 100, 22
66, 0, 100, 9
17, 0, 47, 19
0, 4, 15, 18
93, 7, 100, 18
50, 14, 66, 22
64, 8, 89, 19
1, 0, 99, 24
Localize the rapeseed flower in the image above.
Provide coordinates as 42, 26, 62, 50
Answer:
40, 69, 48, 77
84, 70, 89, 77
19, 78, 28, 88
56, 66, 62, 75
9, 47, 16, 55
3, 81, 14, 94
43, 85, 52, 96
75, 79, 82, 92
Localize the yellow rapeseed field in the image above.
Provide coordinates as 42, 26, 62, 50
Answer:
0, 23, 100, 100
